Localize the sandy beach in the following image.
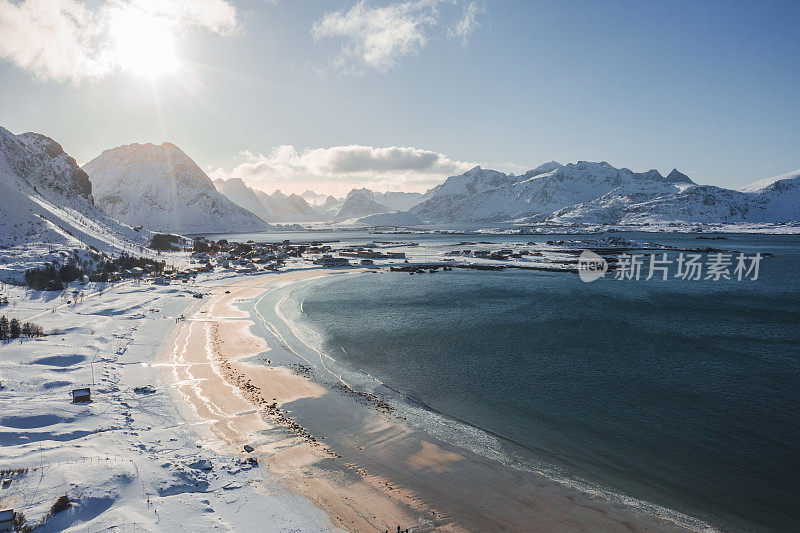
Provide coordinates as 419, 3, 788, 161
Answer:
163, 269, 692, 532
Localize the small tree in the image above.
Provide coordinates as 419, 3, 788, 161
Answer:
50, 493, 71, 515
21, 322, 42, 337
59, 263, 82, 283
0, 315, 8, 340
9, 317, 21, 338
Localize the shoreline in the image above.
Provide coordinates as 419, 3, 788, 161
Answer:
162, 268, 698, 532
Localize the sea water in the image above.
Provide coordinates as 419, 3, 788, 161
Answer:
262, 233, 800, 531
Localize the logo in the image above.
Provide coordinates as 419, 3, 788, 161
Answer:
578, 250, 608, 282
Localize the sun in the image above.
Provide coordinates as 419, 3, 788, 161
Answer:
109, 7, 179, 78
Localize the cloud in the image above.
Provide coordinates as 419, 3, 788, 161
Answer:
448, 1, 482, 42
311, 0, 483, 73
210, 144, 478, 195
129, 0, 236, 34
0, 0, 237, 84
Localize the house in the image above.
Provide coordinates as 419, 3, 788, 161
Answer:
383, 252, 405, 259
356, 251, 382, 259
473, 250, 490, 258
71, 388, 91, 403
153, 276, 170, 285
314, 255, 350, 267
0, 509, 12, 533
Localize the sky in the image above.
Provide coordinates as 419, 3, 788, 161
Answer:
0, 0, 799, 196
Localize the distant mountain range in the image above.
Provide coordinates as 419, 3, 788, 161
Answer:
409, 162, 800, 225
216, 161, 800, 226
212, 179, 424, 223
2, 124, 798, 253
83, 143, 271, 234
213, 178, 321, 222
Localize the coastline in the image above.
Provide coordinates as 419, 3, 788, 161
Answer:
162, 268, 701, 532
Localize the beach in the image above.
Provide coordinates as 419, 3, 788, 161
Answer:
162, 268, 692, 532
0, 276, 336, 532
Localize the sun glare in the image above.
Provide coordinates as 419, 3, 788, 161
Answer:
109, 7, 179, 78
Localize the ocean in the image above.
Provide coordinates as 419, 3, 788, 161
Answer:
254, 232, 800, 532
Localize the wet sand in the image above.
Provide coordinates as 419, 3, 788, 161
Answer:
162, 269, 691, 532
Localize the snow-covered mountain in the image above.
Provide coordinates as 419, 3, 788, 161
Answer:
300, 189, 332, 206
410, 161, 800, 224
211, 178, 269, 220
330, 188, 390, 221
83, 143, 271, 234
373, 191, 424, 211
549, 169, 800, 224
327, 189, 425, 222
0, 126, 148, 252
315, 195, 345, 220
263, 190, 320, 222
412, 162, 695, 222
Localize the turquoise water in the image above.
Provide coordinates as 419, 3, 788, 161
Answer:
283, 234, 800, 532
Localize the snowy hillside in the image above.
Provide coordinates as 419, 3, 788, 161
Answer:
83, 143, 271, 234
356, 211, 423, 226
411, 161, 800, 224
373, 191, 424, 211
0, 126, 149, 257
551, 169, 800, 224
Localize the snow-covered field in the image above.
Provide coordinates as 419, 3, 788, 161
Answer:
0, 274, 336, 532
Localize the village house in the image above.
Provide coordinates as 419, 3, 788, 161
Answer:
72, 388, 91, 403
313, 255, 350, 267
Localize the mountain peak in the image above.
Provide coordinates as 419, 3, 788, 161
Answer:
83, 142, 269, 233
739, 169, 800, 193
666, 168, 694, 184
530, 161, 561, 175
465, 165, 482, 175
345, 187, 375, 200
